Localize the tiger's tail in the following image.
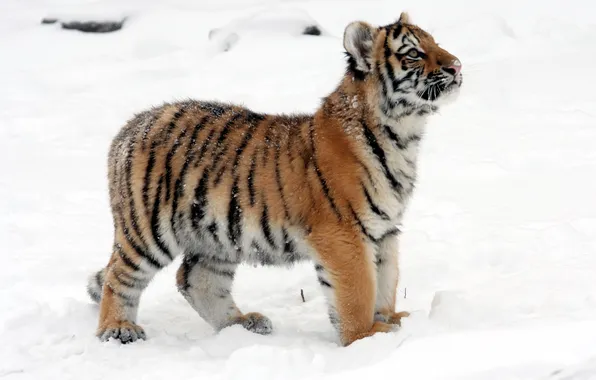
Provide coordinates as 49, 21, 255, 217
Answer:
87, 268, 106, 303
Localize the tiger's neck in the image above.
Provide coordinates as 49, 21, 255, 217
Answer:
320, 74, 432, 148
320, 74, 434, 133
317, 75, 433, 209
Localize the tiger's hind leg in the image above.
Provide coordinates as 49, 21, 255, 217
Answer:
176, 254, 273, 335
94, 240, 163, 343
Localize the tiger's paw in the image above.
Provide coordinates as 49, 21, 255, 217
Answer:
374, 310, 410, 326
236, 312, 273, 335
97, 321, 146, 344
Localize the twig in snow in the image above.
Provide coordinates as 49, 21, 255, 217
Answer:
300, 289, 305, 303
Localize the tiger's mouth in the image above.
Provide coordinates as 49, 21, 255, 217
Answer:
419, 74, 462, 103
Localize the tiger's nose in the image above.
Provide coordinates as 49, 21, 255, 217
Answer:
443, 59, 462, 76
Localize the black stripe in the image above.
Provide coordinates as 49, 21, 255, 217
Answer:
123, 145, 152, 263
248, 150, 257, 206
397, 45, 411, 54
309, 123, 342, 220
363, 185, 390, 220
140, 108, 165, 151
287, 124, 297, 165
121, 138, 147, 254
356, 158, 375, 188
361, 121, 402, 192
115, 243, 142, 272
117, 270, 148, 289
384, 125, 421, 151
199, 261, 235, 278
114, 273, 136, 288
193, 128, 216, 168
150, 176, 173, 261
392, 24, 402, 39
378, 63, 389, 108
418, 107, 431, 116
377, 227, 400, 241
262, 123, 274, 165
117, 215, 164, 270
207, 221, 220, 245
409, 31, 420, 44
206, 255, 241, 266
191, 168, 210, 230
260, 202, 277, 249
318, 277, 332, 288
345, 52, 366, 81
164, 126, 188, 202
180, 254, 239, 285
384, 36, 392, 58
178, 254, 198, 291
350, 204, 400, 243
146, 108, 186, 211
252, 241, 275, 265
282, 228, 295, 255
214, 163, 228, 185
212, 112, 249, 185
350, 204, 377, 243
403, 34, 416, 47
282, 228, 300, 264
396, 97, 415, 109
274, 142, 291, 220
385, 60, 396, 85
233, 114, 263, 175
114, 291, 137, 308
142, 140, 157, 212
294, 127, 311, 171
161, 108, 186, 145
171, 116, 210, 235
384, 125, 407, 149
210, 113, 243, 169
227, 179, 242, 250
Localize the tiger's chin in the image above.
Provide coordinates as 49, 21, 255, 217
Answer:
434, 79, 462, 107
413, 76, 462, 109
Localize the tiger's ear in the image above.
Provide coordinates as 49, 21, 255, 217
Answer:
343, 21, 377, 73
398, 12, 411, 24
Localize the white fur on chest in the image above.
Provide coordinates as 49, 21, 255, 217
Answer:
359, 111, 427, 239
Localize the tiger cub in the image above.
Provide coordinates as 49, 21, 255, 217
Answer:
87, 12, 462, 346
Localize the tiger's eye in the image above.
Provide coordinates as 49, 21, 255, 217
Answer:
407, 50, 419, 58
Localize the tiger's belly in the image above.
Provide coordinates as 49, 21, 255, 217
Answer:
172, 206, 311, 267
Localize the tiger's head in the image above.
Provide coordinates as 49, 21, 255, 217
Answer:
343, 12, 462, 116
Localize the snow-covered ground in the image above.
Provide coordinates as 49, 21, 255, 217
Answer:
1, 0, 596, 378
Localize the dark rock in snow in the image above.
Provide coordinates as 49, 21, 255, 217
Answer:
41, 17, 126, 33
61, 20, 124, 33
302, 25, 321, 36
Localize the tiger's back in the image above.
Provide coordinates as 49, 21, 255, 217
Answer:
109, 100, 320, 269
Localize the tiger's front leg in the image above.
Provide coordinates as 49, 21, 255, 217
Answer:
373, 234, 409, 325
309, 225, 393, 346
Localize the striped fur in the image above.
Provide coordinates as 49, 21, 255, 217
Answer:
88, 12, 462, 346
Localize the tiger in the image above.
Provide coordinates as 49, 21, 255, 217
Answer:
87, 12, 462, 347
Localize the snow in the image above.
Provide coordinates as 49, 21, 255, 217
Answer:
1, 0, 596, 379
208, 8, 326, 53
